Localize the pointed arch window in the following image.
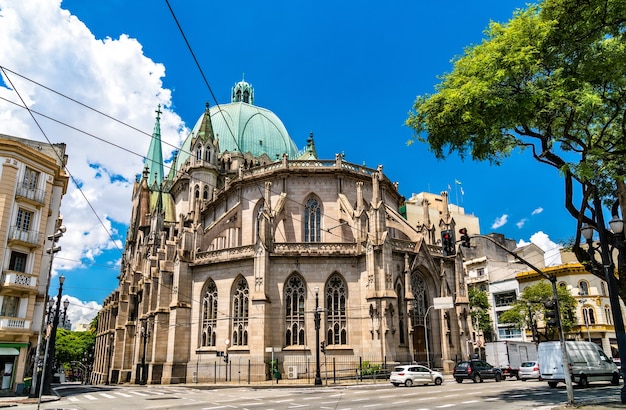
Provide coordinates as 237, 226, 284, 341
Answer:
326, 274, 347, 345
284, 274, 306, 346
201, 280, 218, 346
409, 273, 428, 326
203, 187, 209, 200
304, 198, 321, 242
232, 277, 249, 346
196, 146, 202, 161
396, 282, 405, 345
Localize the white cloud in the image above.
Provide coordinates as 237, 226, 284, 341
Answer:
491, 214, 508, 229
531, 207, 544, 215
516, 218, 528, 229
59, 295, 102, 331
0, 1, 188, 304
518, 231, 562, 267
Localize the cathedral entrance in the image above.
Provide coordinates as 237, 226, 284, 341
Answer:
413, 326, 427, 364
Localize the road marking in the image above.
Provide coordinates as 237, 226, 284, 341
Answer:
83, 394, 97, 400
114, 391, 133, 397
484, 397, 499, 401
437, 405, 455, 408
302, 396, 321, 400
462, 400, 479, 404
67, 396, 79, 402
362, 404, 383, 408
99, 393, 116, 399
129, 390, 149, 396
392, 400, 410, 404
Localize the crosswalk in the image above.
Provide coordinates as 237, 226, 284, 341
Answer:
64, 387, 194, 402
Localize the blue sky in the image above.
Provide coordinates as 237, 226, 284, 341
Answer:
0, 0, 572, 326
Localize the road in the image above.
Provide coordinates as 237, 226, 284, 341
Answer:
12, 379, 622, 410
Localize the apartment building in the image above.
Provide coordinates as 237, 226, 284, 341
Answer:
0, 134, 68, 393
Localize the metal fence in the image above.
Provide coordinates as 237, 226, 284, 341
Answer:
189, 352, 413, 385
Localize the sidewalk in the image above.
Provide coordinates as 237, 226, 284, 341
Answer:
0, 393, 59, 408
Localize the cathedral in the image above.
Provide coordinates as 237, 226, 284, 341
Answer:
91, 79, 473, 385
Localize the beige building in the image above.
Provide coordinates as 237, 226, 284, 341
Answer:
0, 134, 68, 393
462, 234, 545, 343
517, 250, 625, 360
92, 80, 475, 385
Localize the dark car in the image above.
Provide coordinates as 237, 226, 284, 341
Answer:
453, 359, 503, 383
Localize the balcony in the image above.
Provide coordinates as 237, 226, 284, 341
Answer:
1, 271, 37, 291
0, 317, 31, 331
7, 226, 42, 248
466, 273, 489, 284
15, 185, 46, 206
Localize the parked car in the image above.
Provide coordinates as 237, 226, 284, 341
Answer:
518, 361, 541, 381
453, 359, 503, 383
390, 365, 444, 387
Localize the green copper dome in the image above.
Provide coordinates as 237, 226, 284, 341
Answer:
175, 80, 299, 172
210, 80, 298, 159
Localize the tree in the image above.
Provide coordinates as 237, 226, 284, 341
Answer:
406, 0, 626, 302
55, 329, 96, 368
468, 287, 494, 341
499, 281, 577, 341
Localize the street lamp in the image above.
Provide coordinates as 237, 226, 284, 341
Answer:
578, 294, 591, 342
62, 299, 70, 329
580, 197, 626, 404
31, 225, 65, 397
314, 286, 322, 386
424, 305, 433, 367
140, 322, 151, 385
43, 274, 65, 395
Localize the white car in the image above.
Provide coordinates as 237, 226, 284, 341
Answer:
518, 361, 541, 381
390, 365, 444, 387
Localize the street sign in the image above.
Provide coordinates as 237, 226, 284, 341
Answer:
433, 296, 454, 309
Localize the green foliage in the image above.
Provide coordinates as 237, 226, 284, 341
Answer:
89, 313, 98, 334
55, 328, 96, 366
407, 0, 626, 201
406, 0, 626, 304
468, 287, 494, 341
499, 281, 577, 341
359, 361, 383, 375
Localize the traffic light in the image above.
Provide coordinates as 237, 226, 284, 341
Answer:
441, 230, 456, 256
459, 227, 470, 248
543, 299, 559, 327
320, 341, 326, 354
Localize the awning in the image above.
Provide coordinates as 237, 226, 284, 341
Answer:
0, 347, 19, 356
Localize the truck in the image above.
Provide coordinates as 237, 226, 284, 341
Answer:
537, 340, 620, 388
484, 341, 538, 379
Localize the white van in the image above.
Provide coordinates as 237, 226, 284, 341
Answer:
538, 341, 620, 388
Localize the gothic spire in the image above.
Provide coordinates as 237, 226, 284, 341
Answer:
144, 105, 164, 189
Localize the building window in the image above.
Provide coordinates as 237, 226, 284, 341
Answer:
201, 280, 218, 347
284, 274, 305, 346
232, 277, 249, 346
498, 327, 522, 339
605, 305, 613, 325
494, 291, 517, 307
601, 282, 607, 296
304, 198, 321, 242
583, 306, 596, 325
23, 167, 39, 190
9, 251, 27, 272
196, 147, 202, 161
477, 268, 485, 277
578, 280, 589, 296
326, 274, 347, 345
16, 208, 33, 232
0, 296, 20, 317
